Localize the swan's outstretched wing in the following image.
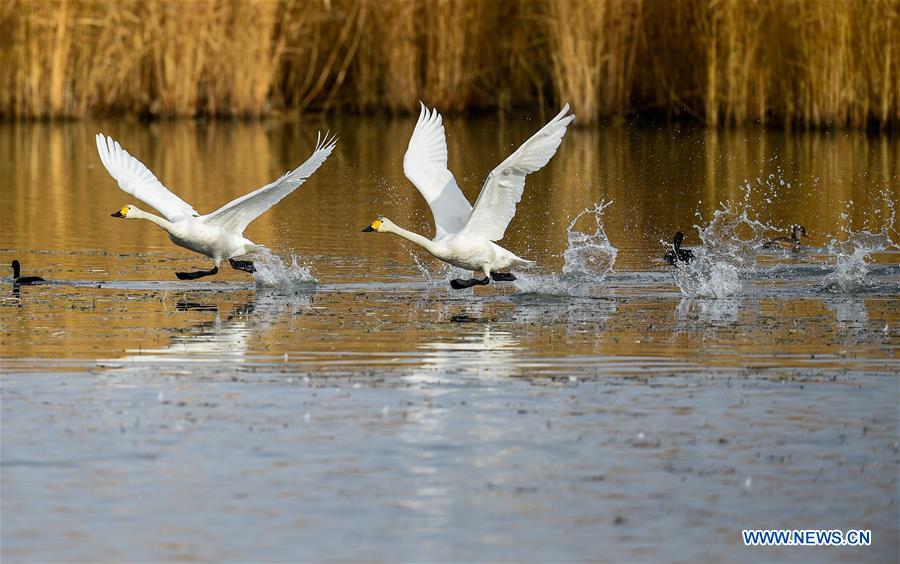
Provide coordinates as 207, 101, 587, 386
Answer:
204, 132, 337, 233
96, 134, 198, 221
461, 105, 574, 242
403, 103, 473, 238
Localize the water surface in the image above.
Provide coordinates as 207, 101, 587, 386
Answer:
1, 117, 898, 562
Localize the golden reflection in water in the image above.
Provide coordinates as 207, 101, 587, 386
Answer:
3, 282, 897, 372
3, 118, 897, 274
108, 293, 306, 369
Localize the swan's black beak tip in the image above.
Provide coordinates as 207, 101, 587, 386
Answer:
111, 210, 125, 218
361, 226, 375, 232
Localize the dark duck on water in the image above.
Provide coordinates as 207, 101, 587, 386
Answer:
10, 260, 45, 285
664, 231, 694, 265
763, 224, 808, 250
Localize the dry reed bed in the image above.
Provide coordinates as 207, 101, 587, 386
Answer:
1, 0, 897, 127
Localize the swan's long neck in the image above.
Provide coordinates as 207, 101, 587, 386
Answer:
132, 208, 175, 233
384, 223, 437, 254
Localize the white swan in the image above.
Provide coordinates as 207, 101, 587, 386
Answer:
363, 103, 575, 289
97, 132, 337, 280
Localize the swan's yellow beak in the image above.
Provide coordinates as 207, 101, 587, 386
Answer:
362, 219, 382, 232
111, 206, 128, 218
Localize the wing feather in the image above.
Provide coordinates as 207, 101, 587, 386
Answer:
95, 133, 198, 221
402, 103, 472, 238
203, 132, 337, 233
462, 105, 575, 241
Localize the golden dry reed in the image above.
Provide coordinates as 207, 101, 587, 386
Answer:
1, 0, 897, 127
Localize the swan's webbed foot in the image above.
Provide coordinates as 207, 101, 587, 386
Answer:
175, 266, 219, 280
229, 258, 256, 273
490, 272, 516, 282
450, 277, 490, 290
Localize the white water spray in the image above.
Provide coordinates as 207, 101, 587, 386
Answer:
823, 197, 896, 292
514, 200, 618, 295
250, 250, 317, 287
671, 185, 774, 298
410, 252, 458, 287
562, 201, 618, 279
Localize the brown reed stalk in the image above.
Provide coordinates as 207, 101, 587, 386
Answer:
421, 0, 475, 111
546, 0, 645, 123
204, 0, 283, 117
351, 0, 420, 113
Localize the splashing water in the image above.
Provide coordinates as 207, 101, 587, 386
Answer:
514, 201, 618, 295
410, 252, 434, 283
410, 252, 457, 287
823, 198, 896, 292
671, 184, 775, 298
672, 260, 741, 299
250, 250, 317, 287
562, 201, 618, 279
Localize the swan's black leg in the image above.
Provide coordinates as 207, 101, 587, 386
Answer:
491, 272, 516, 282
450, 277, 490, 290
229, 258, 256, 273
175, 266, 219, 280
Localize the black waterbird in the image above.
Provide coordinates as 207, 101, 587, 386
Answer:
10, 260, 45, 285
762, 224, 808, 250
664, 231, 695, 265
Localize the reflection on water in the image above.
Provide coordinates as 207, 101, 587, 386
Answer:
675, 297, 742, 328
828, 297, 869, 330
416, 327, 521, 383
1, 119, 899, 562
109, 290, 312, 371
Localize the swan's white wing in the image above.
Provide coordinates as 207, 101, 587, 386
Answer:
203, 132, 337, 233
96, 134, 198, 221
403, 103, 472, 238
462, 104, 574, 241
